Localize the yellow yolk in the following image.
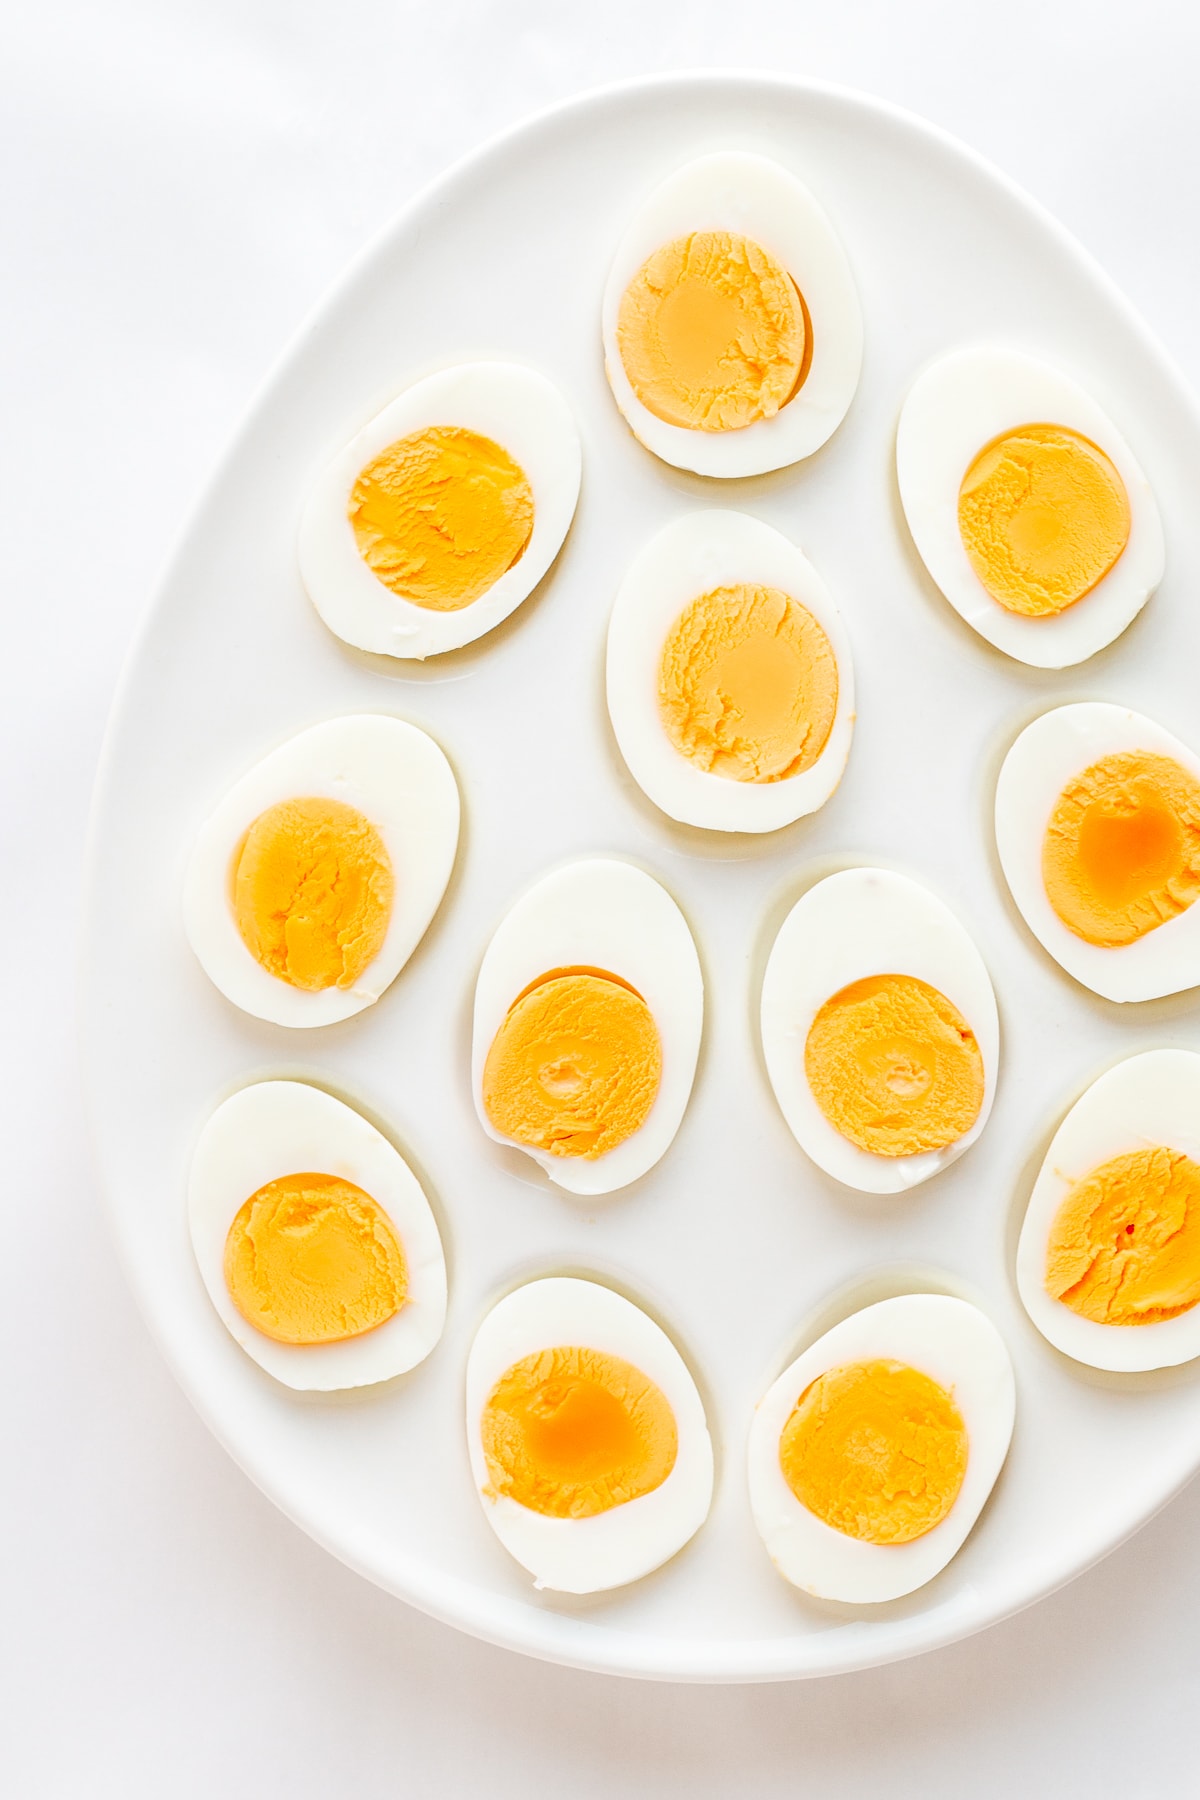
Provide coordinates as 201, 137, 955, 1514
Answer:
224, 1173, 407, 1345
233, 796, 393, 992
617, 231, 808, 433
780, 1358, 968, 1545
481, 970, 662, 1160
1041, 751, 1200, 947
1045, 1148, 1200, 1325
348, 425, 534, 611
805, 974, 985, 1158
481, 1345, 678, 1518
657, 584, 838, 784
957, 423, 1131, 616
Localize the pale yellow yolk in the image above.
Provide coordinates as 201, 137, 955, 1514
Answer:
804, 974, 984, 1158
481, 1345, 678, 1518
780, 1358, 968, 1544
957, 423, 1131, 616
224, 1173, 407, 1345
657, 584, 838, 784
617, 231, 808, 433
481, 970, 661, 1160
1041, 751, 1200, 947
232, 796, 393, 992
1046, 1148, 1200, 1325
348, 425, 534, 611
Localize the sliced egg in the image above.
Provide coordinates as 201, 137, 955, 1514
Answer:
188, 1080, 447, 1390
760, 869, 999, 1193
465, 1276, 713, 1593
1017, 1050, 1200, 1370
995, 701, 1200, 1002
896, 346, 1163, 667
472, 859, 703, 1196
299, 362, 581, 659
748, 1293, 1014, 1603
602, 152, 862, 477
184, 714, 459, 1028
606, 511, 855, 832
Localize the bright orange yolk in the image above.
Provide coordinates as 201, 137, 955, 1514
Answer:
780, 1358, 968, 1545
224, 1173, 407, 1345
349, 425, 534, 611
233, 796, 393, 992
617, 231, 808, 432
481, 970, 662, 1160
657, 583, 838, 784
1046, 1148, 1200, 1325
957, 423, 1130, 616
481, 1345, 678, 1517
804, 974, 985, 1157
1042, 751, 1200, 947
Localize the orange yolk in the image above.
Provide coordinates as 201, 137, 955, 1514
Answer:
804, 974, 985, 1157
224, 1173, 407, 1345
780, 1358, 968, 1545
232, 796, 393, 992
481, 970, 662, 1160
957, 423, 1130, 616
1042, 751, 1200, 947
481, 1345, 678, 1518
657, 583, 838, 784
617, 231, 808, 433
349, 425, 534, 611
1045, 1147, 1200, 1325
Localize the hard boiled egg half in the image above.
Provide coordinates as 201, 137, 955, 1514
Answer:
748, 1294, 1015, 1603
299, 362, 581, 659
602, 152, 862, 477
606, 512, 855, 832
472, 859, 703, 1195
760, 870, 999, 1193
995, 702, 1200, 1001
184, 714, 459, 1028
188, 1080, 447, 1390
1017, 1050, 1200, 1370
466, 1277, 713, 1593
897, 346, 1163, 667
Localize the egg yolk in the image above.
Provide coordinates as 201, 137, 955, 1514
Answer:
1041, 751, 1200, 947
657, 583, 838, 784
617, 231, 808, 433
224, 1173, 407, 1345
804, 974, 984, 1157
481, 970, 662, 1160
481, 1345, 678, 1518
780, 1358, 968, 1545
233, 796, 393, 992
957, 423, 1130, 617
348, 425, 534, 611
1045, 1147, 1200, 1325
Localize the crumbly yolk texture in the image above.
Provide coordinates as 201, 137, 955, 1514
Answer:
657, 584, 838, 784
233, 796, 394, 992
780, 1358, 968, 1545
481, 971, 662, 1160
224, 1173, 407, 1345
1045, 1148, 1200, 1325
805, 974, 985, 1158
1041, 751, 1200, 948
957, 423, 1130, 616
348, 425, 534, 611
617, 231, 808, 433
481, 1345, 678, 1518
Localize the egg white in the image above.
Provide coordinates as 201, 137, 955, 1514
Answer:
184, 714, 460, 1028
188, 1080, 447, 1391
605, 511, 855, 832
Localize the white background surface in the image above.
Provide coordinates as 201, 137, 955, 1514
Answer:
6, 1, 1200, 1791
